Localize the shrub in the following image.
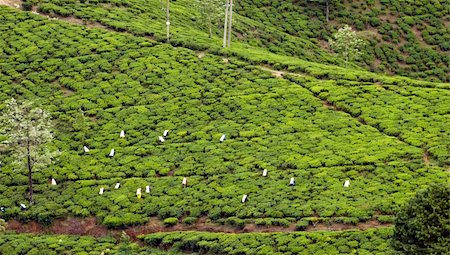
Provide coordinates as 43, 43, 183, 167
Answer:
163, 217, 178, 227
182, 217, 197, 225
225, 217, 245, 228
22, 2, 33, 11
270, 218, 291, 227
392, 184, 450, 254
295, 220, 309, 231
377, 215, 395, 224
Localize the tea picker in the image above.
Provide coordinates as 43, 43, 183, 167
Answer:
344, 180, 350, 187
289, 177, 295, 186
136, 188, 142, 199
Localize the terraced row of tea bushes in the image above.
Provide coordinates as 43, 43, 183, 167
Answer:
28, 0, 450, 82
229, 46, 450, 90
0, 7, 425, 184
24, 0, 337, 65
0, 233, 188, 255
140, 228, 394, 255
1, 164, 446, 227
3, 6, 446, 90
236, 0, 450, 82
287, 75, 450, 165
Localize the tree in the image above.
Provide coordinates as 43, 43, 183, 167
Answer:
222, 0, 233, 47
194, 0, 224, 39
0, 98, 59, 204
329, 25, 365, 66
392, 184, 450, 254
308, 0, 332, 22
324, 0, 330, 23
166, 0, 170, 42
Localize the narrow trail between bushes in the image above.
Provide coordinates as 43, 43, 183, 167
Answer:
258, 66, 438, 167
7, 216, 392, 241
0, 0, 19, 8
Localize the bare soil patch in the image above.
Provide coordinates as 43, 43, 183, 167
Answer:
7, 219, 45, 234
423, 150, 430, 166
50, 217, 110, 237
322, 100, 337, 110
378, 14, 397, 23
307, 220, 390, 232
0, 0, 22, 8
259, 66, 303, 78
60, 86, 75, 96
197, 51, 206, 59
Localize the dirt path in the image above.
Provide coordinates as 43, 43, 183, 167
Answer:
7, 216, 391, 240
0, 0, 20, 8
423, 150, 430, 166
258, 65, 439, 166
259, 66, 303, 78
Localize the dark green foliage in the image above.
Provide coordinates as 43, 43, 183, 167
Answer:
236, 0, 449, 82
295, 220, 309, 231
141, 228, 395, 254
0, 233, 189, 255
25, 0, 448, 81
182, 216, 197, 225
22, 3, 33, 11
392, 184, 450, 254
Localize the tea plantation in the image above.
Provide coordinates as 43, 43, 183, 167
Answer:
237, 0, 450, 81
0, 232, 190, 254
140, 228, 394, 255
0, 1, 449, 254
19, 0, 450, 82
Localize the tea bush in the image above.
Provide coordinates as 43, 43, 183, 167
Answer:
141, 228, 395, 254
0, 233, 189, 254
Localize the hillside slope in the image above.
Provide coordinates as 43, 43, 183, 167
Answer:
0, 6, 448, 231
17, 0, 450, 82
1, 2, 450, 255
237, 0, 450, 82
